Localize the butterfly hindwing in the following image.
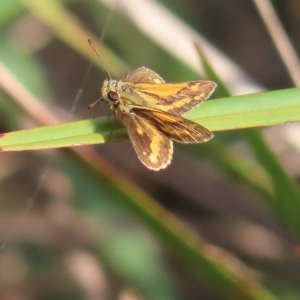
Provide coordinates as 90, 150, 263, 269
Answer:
117, 111, 173, 170
131, 107, 213, 143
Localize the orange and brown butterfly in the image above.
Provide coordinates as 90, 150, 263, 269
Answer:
95, 66, 217, 170
88, 41, 216, 170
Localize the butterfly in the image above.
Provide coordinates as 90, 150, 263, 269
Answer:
97, 66, 216, 170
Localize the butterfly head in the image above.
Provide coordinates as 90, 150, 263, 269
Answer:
101, 79, 120, 107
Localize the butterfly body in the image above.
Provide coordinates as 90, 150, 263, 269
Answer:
100, 67, 216, 170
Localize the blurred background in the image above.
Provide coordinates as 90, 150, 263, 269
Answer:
0, 0, 300, 299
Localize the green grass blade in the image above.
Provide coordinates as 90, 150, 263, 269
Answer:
1, 88, 299, 151
20, 0, 127, 77
191, 47, 275, 201
243, 129, 300, 235
198, 48, 300, 236
186, 88, 300, 131
64, 148, 279, 300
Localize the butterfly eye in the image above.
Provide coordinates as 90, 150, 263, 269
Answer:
108, 91, 119, 102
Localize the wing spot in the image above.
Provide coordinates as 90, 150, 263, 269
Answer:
149, 136, 161, 164
149, 153, 159, 163
137, 127, 143, 135
191, 83, 200, 91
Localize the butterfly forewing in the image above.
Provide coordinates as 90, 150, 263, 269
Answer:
123, 67, 165, 84
118, 111, 173, 170
121, 80, 216, 116
121, 67, 216, 116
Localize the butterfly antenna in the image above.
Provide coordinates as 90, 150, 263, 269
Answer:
88, 38, 112, 81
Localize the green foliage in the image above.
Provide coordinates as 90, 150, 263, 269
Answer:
0, 1, 300, 300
